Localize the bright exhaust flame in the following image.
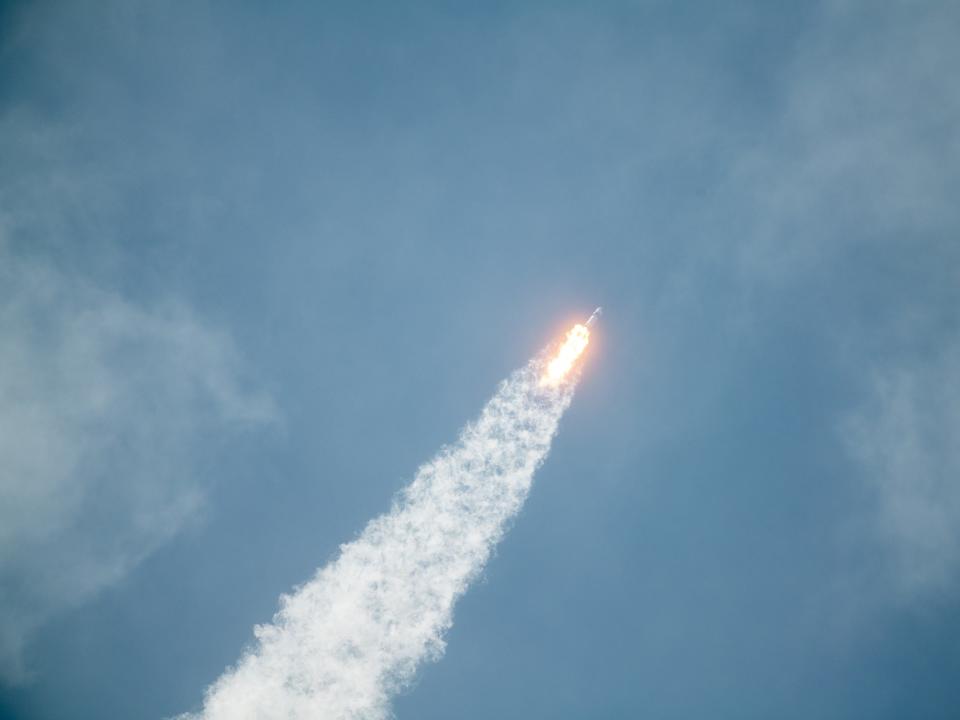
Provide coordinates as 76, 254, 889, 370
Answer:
542, 323, 590, 385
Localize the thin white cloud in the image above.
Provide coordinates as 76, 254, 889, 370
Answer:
842, 344, 960, 594
730, 0, 960, 282
699, 0, 960, 598
0, 240, 276, 684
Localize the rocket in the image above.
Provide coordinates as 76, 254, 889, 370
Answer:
585, 307, 602, 327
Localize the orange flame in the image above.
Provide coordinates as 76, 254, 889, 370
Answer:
541, 323, 590, 385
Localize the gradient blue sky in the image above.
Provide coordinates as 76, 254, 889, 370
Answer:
1, 1, 959, 718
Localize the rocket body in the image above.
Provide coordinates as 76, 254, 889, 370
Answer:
586, 307, 603, 326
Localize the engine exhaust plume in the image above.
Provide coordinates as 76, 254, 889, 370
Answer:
178, 314, 597, 720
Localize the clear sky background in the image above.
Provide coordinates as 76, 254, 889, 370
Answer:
1, 1, 959, 718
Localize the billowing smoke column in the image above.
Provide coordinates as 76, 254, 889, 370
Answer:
180, 319, 595, 720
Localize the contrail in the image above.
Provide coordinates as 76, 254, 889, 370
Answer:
179, 316, 597, 720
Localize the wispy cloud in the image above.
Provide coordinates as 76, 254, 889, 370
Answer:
842, 343, 960, 594
0, 2, 277, 682
728, 0, 960, 283
729, 0, 960, 595
0, 240, 275, 684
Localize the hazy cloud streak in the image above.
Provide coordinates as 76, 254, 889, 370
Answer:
843, 343, 960, 594
0, 242, 275, 683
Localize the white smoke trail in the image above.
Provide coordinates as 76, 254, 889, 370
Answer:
181, 349, 581, 720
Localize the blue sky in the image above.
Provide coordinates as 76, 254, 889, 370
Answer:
1, 1, 959, 717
